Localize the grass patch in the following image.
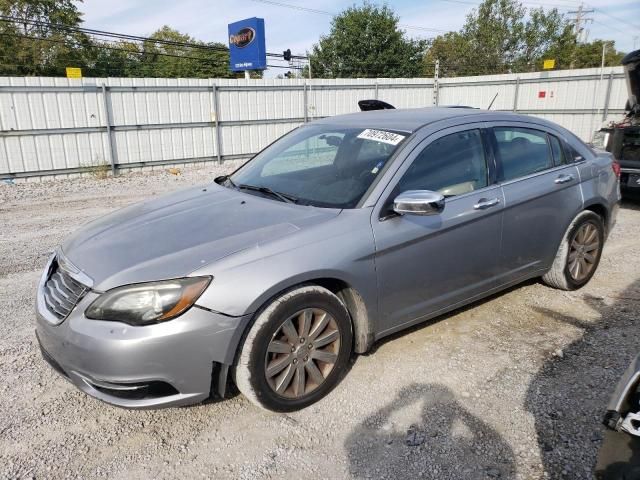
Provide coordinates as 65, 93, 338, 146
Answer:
80, 158, 112, 180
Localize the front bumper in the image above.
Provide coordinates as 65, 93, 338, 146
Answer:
35, 281, 251, 409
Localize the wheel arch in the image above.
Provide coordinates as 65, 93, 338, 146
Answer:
582, 201, 609, 232
546, 204, 607, 271
232, 276, 374, 368
311, 278, 373, 355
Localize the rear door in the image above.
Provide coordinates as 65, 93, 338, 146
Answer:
491, 124, 583, 282
371, 125, 504, 335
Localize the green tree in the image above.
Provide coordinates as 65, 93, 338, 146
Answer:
309, 2, 426, 78
423, 0, 626, 76
0, 0, 89, 75
423, 31, 473, 76
461, 0, 527, 74
571, 39, 625, 69
134, 26, 234, 78
0, 2, 236, 78
86, 40, 143, 78
517, 7, 575, 71
423, 0, 580, 76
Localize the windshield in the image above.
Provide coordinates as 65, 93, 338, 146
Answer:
227, 125, 409, 208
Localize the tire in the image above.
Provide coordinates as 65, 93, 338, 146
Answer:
542, 211, 605, 291
234, 285, 353, 412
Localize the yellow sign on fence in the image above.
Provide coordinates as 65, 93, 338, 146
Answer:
66, 67, 82, 79
543, 59, 556, 70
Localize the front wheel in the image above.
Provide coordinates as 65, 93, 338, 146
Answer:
234, 285, 353, 412
542, 211, 605, 290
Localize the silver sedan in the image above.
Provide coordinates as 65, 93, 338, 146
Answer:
36, 107, 620, 412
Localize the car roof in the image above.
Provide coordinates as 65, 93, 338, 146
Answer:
312, 107, 533, 133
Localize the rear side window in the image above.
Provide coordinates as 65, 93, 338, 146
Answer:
493, 127, 554, 181
396, 129, 488, 197
563, 143, 585, 163
548, 134, 566, 165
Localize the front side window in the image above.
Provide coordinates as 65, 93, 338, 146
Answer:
228, 125, 408, 208
395, 129, 488, 197
493, 127, 553, 181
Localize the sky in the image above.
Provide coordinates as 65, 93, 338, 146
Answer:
80, 0, 640, 76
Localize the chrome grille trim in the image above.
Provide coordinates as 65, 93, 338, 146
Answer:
42, 259, 88, 321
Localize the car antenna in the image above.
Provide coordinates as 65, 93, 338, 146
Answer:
487, 92, 499, 110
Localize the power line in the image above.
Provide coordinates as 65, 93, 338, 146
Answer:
591, 7, 640, 32
0, 15, 230, 53
0, 32, 226, 62
0, 15, 310, 61
438, 0, 576, 10
436, 0, 637, 36
248, 0, 450, 34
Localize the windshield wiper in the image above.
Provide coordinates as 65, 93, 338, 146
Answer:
236, 184, 298, 204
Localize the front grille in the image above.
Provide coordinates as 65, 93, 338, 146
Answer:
42, 260, 88, 321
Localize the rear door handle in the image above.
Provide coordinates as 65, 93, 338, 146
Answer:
474, 197, 501, 210
555, 174, 574, 184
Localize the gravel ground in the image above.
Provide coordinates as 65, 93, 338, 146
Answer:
0, 166, 639, 480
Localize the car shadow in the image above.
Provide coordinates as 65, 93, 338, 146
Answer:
524, 278, 640, 478
620, 193, 640, 210
621, 197, 640, 211
344, 383, 516, 479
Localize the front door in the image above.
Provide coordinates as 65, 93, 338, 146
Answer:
372, 126, 504, 336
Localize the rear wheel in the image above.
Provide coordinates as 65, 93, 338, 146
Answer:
234, 285, 352, 412
542, 211, 604, 290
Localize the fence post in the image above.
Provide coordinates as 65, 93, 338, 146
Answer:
433, 59, 440, 106
303, 80, 308, 123
211, 83, 222, 164
602, 71, 614, 121
101, 83, 117, 175
513, 77, 520, 112
375, 80, 379, 100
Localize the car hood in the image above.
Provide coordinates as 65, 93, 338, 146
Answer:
622, 49, 640, 112
62, 183, 339, 291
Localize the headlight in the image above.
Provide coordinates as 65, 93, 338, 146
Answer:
85, 277, 211, 325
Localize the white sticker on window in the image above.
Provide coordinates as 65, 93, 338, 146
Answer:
357, 129, 406, 146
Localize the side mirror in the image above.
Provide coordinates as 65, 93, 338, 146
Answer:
393, 190, 445, 216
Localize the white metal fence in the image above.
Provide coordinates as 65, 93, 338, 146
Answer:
0, 67, 628, 179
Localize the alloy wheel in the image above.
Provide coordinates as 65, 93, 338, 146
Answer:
265, 308, 341, 399
567, 221, 601, 282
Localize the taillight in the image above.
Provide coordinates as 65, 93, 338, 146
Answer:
612, 160, 621, 178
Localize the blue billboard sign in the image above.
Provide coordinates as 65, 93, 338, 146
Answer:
228, 17, 267, 72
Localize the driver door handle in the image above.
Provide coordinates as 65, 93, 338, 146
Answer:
555, 174, 575, 184
473, 197, 501, 210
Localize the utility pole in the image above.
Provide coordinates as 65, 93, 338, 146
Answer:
568, 3, 594, 44
568, 2, 594, 68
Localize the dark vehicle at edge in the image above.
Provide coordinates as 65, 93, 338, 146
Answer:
593, 49, 640, 197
